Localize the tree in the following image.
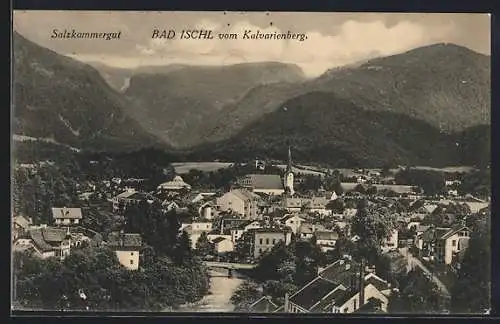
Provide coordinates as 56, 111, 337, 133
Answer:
350, 200, 397, 265
262, 280, 297, 305
235, 231, 254, 259
172, 230, 193, 265
388, 268, 444, 314
230, 281, 262, 312
195, 232, 213, 257
451, 213, 491, 313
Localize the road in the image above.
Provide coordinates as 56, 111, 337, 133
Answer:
399, 247, 451, 296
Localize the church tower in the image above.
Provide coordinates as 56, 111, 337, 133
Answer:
284, 146, 294, 196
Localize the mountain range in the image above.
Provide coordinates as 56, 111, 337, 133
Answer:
12, 31, 163, 152
12, 31, 491, 167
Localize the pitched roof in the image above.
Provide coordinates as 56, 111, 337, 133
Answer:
231, 189, 256, 202
309, 286, 347, 312
158, 176, 191, 190
107, 232, 142, 249
241, 174, 283, 190
333, 288, 359, 307
13, 216, 31, 229
212, 237, 228, 244
280, 214, 305, 223
51, 207, 82, 219
289, 277, 339, 310
441, 225, 470, 240
29, 228, 68, 252
353, 297, 386, 314
315, 231, 340, 241
364, 273, 390, 292
115, 190, 138, 199
249, 296, 279, 312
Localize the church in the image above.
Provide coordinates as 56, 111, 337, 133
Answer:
237, 147, 295, 196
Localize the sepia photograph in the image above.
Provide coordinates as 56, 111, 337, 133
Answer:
11, 11, 491, 315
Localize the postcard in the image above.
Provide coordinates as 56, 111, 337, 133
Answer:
11, 10, 491, 315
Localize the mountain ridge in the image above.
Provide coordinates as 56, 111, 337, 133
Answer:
12, 31, 165, 153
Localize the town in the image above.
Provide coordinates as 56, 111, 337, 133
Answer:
11, 145, 491, 314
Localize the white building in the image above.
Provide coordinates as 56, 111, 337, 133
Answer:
51, 207, 83, 226
157, 175, 191, 191
106, 232, 142, 271
280, 214, 306, 235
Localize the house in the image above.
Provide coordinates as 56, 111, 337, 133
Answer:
238, 174, 285, 196
106, 232, 142, 270
212, 237, 234, 254
157, 175, 191, 191
419, 226, 451, 260
381, 229, 399, 253
251, 228, 292, 259
12, 215, 32, 240
230, 220, 263, 243
182, 220, 214, 249
435, 225, 471, 265
286, 258, 391, 313
29, 227, 72, 260
248, 296, 279, 313
283, 197, 330, 216
284, 197, 304, 213
298, 223, 326, 240
331, 283, 389, 314
162, 200, 181, 212
52, 207, 83, 226
184, 191, 217, 204
315, 230, 340, 252
280, 214, 306, 235
216, 189, 262, 219
112, 189, 147, 212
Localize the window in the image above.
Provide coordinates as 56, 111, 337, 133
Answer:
266, 238, 270, 244
344, 307, 349, 313
259, 238, 263, 244
452, 240, 457, 247
130, 252, 134, 256
258, 248, 262, 253
206, 225, 210, 229
272, 239, 276, 244
354, 299, 357, 310
290, 221, 294, 224
130, 260, 134, 265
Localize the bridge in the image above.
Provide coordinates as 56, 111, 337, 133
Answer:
202, 261, 257, 270
203, 261, 256, 278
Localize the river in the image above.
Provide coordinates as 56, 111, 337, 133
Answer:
176, 270, 245, 312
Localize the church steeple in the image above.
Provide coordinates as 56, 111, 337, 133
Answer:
284, 146, 294, 196
286, 146, 293, 173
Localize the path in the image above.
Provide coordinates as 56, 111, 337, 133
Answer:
399, 248, 451, 296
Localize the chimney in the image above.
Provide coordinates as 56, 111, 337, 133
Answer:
284, 293, 289, 312
359, 260, 365, 306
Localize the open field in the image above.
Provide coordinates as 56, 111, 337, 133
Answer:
172, 162, 234, 174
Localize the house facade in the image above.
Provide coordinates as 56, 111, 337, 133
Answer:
315, 230, 340, 252
212, 237, 234, 254
435, 225, 471, 264
29, 227, 72, 260
52, 207, 83, 226
381, 229, 399, 253
280, 214, 305, 234
216, 189, 261, 219
106, 232, 142, 270
252, 229, 292, 259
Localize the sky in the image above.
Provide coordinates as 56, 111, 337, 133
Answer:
13, 11, 491, 77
